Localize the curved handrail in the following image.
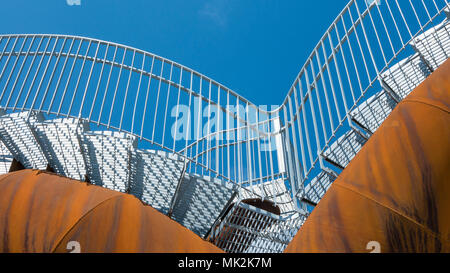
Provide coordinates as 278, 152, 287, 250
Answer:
0, 0, 448, 212
0, 33, 274, 185
275, 0, 450, 201
0, 33, 263, 112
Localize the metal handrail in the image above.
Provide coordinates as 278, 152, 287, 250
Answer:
0, 0, 448, 215
277, 0, 450, 202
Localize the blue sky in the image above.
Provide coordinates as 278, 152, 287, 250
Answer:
0, 0, 349, 105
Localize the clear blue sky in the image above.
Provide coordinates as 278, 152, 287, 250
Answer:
0, 0, 349, 105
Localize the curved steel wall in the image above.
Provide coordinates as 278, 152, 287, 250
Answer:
0, 169, 223, 253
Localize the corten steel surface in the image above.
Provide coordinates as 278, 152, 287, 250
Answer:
284, 59, 450, 253
0, 170, 223, 253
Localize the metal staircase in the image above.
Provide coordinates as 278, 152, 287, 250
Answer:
0, 109, 302, 253
82, 130, 136, 192
303, 8, 450, 206
0, 111, 47, 170
171, 174, 236, 238
322, 127, 369, 170
0, 0, 449, 254
303, 169, 337, 206
0, 111, 244, 246
33, 117, 88, 180
129, 148, 185, 215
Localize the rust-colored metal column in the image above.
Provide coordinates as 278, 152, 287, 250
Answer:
0, 169, 223, 253
285, 59, 450, 253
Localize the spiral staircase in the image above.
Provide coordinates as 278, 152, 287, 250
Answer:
0, 2, 449, 253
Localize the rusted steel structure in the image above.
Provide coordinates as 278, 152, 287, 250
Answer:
0, 169, 223, 253
285, 58, 450, 253
0, 0, 449, 253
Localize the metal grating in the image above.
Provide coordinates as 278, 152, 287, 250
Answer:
129, 148, 185, 215
33, 118, 88, 180
413, 19, 450, 71
382, 53, 432, 100
210, 202, 304, 253
0, 1, 448, 253
171, 174, 236, 238
303, 169, 337, 205
0, 141, 13, 174
239, 179, 297, 216
322, 128, 368, 169
245, 214, 305, 253
351, 90, 397, 134
0, 111, 47, 170
82, 131, 136, 193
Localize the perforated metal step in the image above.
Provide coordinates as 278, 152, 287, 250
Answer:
238, 179, 297, 216
322, 128, 368, 169
33, 118, 88, 181
303, 169, 337, 205
351, 90, 397, 134
245, 213, 304, 253
171, 174, 236, 238
82, 131, 136, 192
210, 202, 303, 253
381, 53, 431, 100
413, 19, 450, 71
0, 141, 13, 175
129, 149, 185, 215
0, 111, 47, 170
